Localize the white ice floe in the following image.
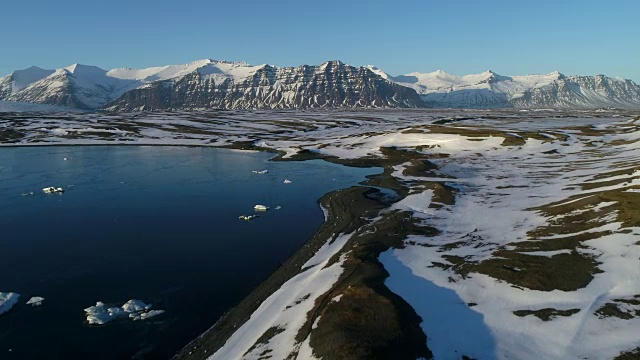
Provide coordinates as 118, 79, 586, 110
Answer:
130, 310, 165, 321
252, 170, 268, 174
239, 215, 258, 221
254, 205, 268, 212
0, 292, 20, 316
283, 179, 293, 184
84, 299, 162, 325
42, 186, 64, 194
26, 296, 45, 307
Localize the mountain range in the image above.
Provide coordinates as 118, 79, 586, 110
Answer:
1, 59, 639, 111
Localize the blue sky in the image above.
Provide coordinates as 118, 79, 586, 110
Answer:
2, 0, 639, 81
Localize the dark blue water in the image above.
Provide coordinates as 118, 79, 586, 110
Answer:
0, 146, 377, 360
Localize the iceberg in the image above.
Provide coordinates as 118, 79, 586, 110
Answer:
84, 299, 161, 325
42, 187, 64, 194
26, 296, 45, 307
0, 292, 20, 316
253, 205, 268, 211
130, 310, 165, 321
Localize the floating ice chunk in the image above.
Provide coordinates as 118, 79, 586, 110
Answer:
42, 187, 64, 194
21, 192, 34, 196
283, 179, 292, 184
63, 157, 68, 161
0, 292, 20, 316
26, 296, 45, 307
84, 299, 158, 325
239, 215, 258, 221
121, 299, 151, 313
130, 310, 165, 321
274, 206, 282, 210
254, 205, 269, 211
51, 128, 68, 136
84, 302, 113, 325
252, 170, 268, 174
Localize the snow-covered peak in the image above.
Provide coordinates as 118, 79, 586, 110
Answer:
318, 60, 346, 71
388, 69, 569, 95
393, 70, 496, 93
107, 59, 262, 84
64, 64, 107, 75
107, 60, 213, 82
0, 66, 55, 95
365, 65, 391, 80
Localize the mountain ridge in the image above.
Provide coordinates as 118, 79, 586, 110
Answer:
369, 67, 640, 109
2, 60, 639, 111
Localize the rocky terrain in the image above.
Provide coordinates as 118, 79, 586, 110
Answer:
369, 67, 640, 109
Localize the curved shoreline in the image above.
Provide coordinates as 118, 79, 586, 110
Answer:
170, 144, 441, 360
1, 140, 436, 359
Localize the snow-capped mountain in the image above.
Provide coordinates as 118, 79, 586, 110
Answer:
2, 64, 141, 109
104, 60, 424, 111
0, 60, 260, 110
0, 66, 55, 99
368, 66, 640, 109
2, 59, 640, 110
0, 60, 423, 111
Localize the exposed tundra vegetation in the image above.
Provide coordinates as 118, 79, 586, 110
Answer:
2, 108, 639, 359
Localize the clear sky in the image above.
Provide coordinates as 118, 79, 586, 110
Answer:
2, 0, 639, 81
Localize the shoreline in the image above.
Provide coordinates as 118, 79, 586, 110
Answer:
6, 110, 637, 358
2, 141, 435, 359
171, 143, 443, 360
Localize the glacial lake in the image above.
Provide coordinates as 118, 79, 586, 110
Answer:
0, 146, 378, 359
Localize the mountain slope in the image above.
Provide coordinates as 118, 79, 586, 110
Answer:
369, 67, 640, 109
3, 59, 640, 110
6, 64, 141, 109
0, 66, 55, 99
103, 60, 425, 111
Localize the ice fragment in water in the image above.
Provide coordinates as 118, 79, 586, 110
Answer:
26, 296, 45, 307
0, 292, 20, 315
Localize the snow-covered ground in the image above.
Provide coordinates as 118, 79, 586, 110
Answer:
209, 232, 353, 360
2, 109, 640, 359
380, 118, 640, 359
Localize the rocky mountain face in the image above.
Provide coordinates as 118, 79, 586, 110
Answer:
509, 74, 640, 108
2, 59, 640, 111
369, 67, 640, 109
103, 61, 424, 111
